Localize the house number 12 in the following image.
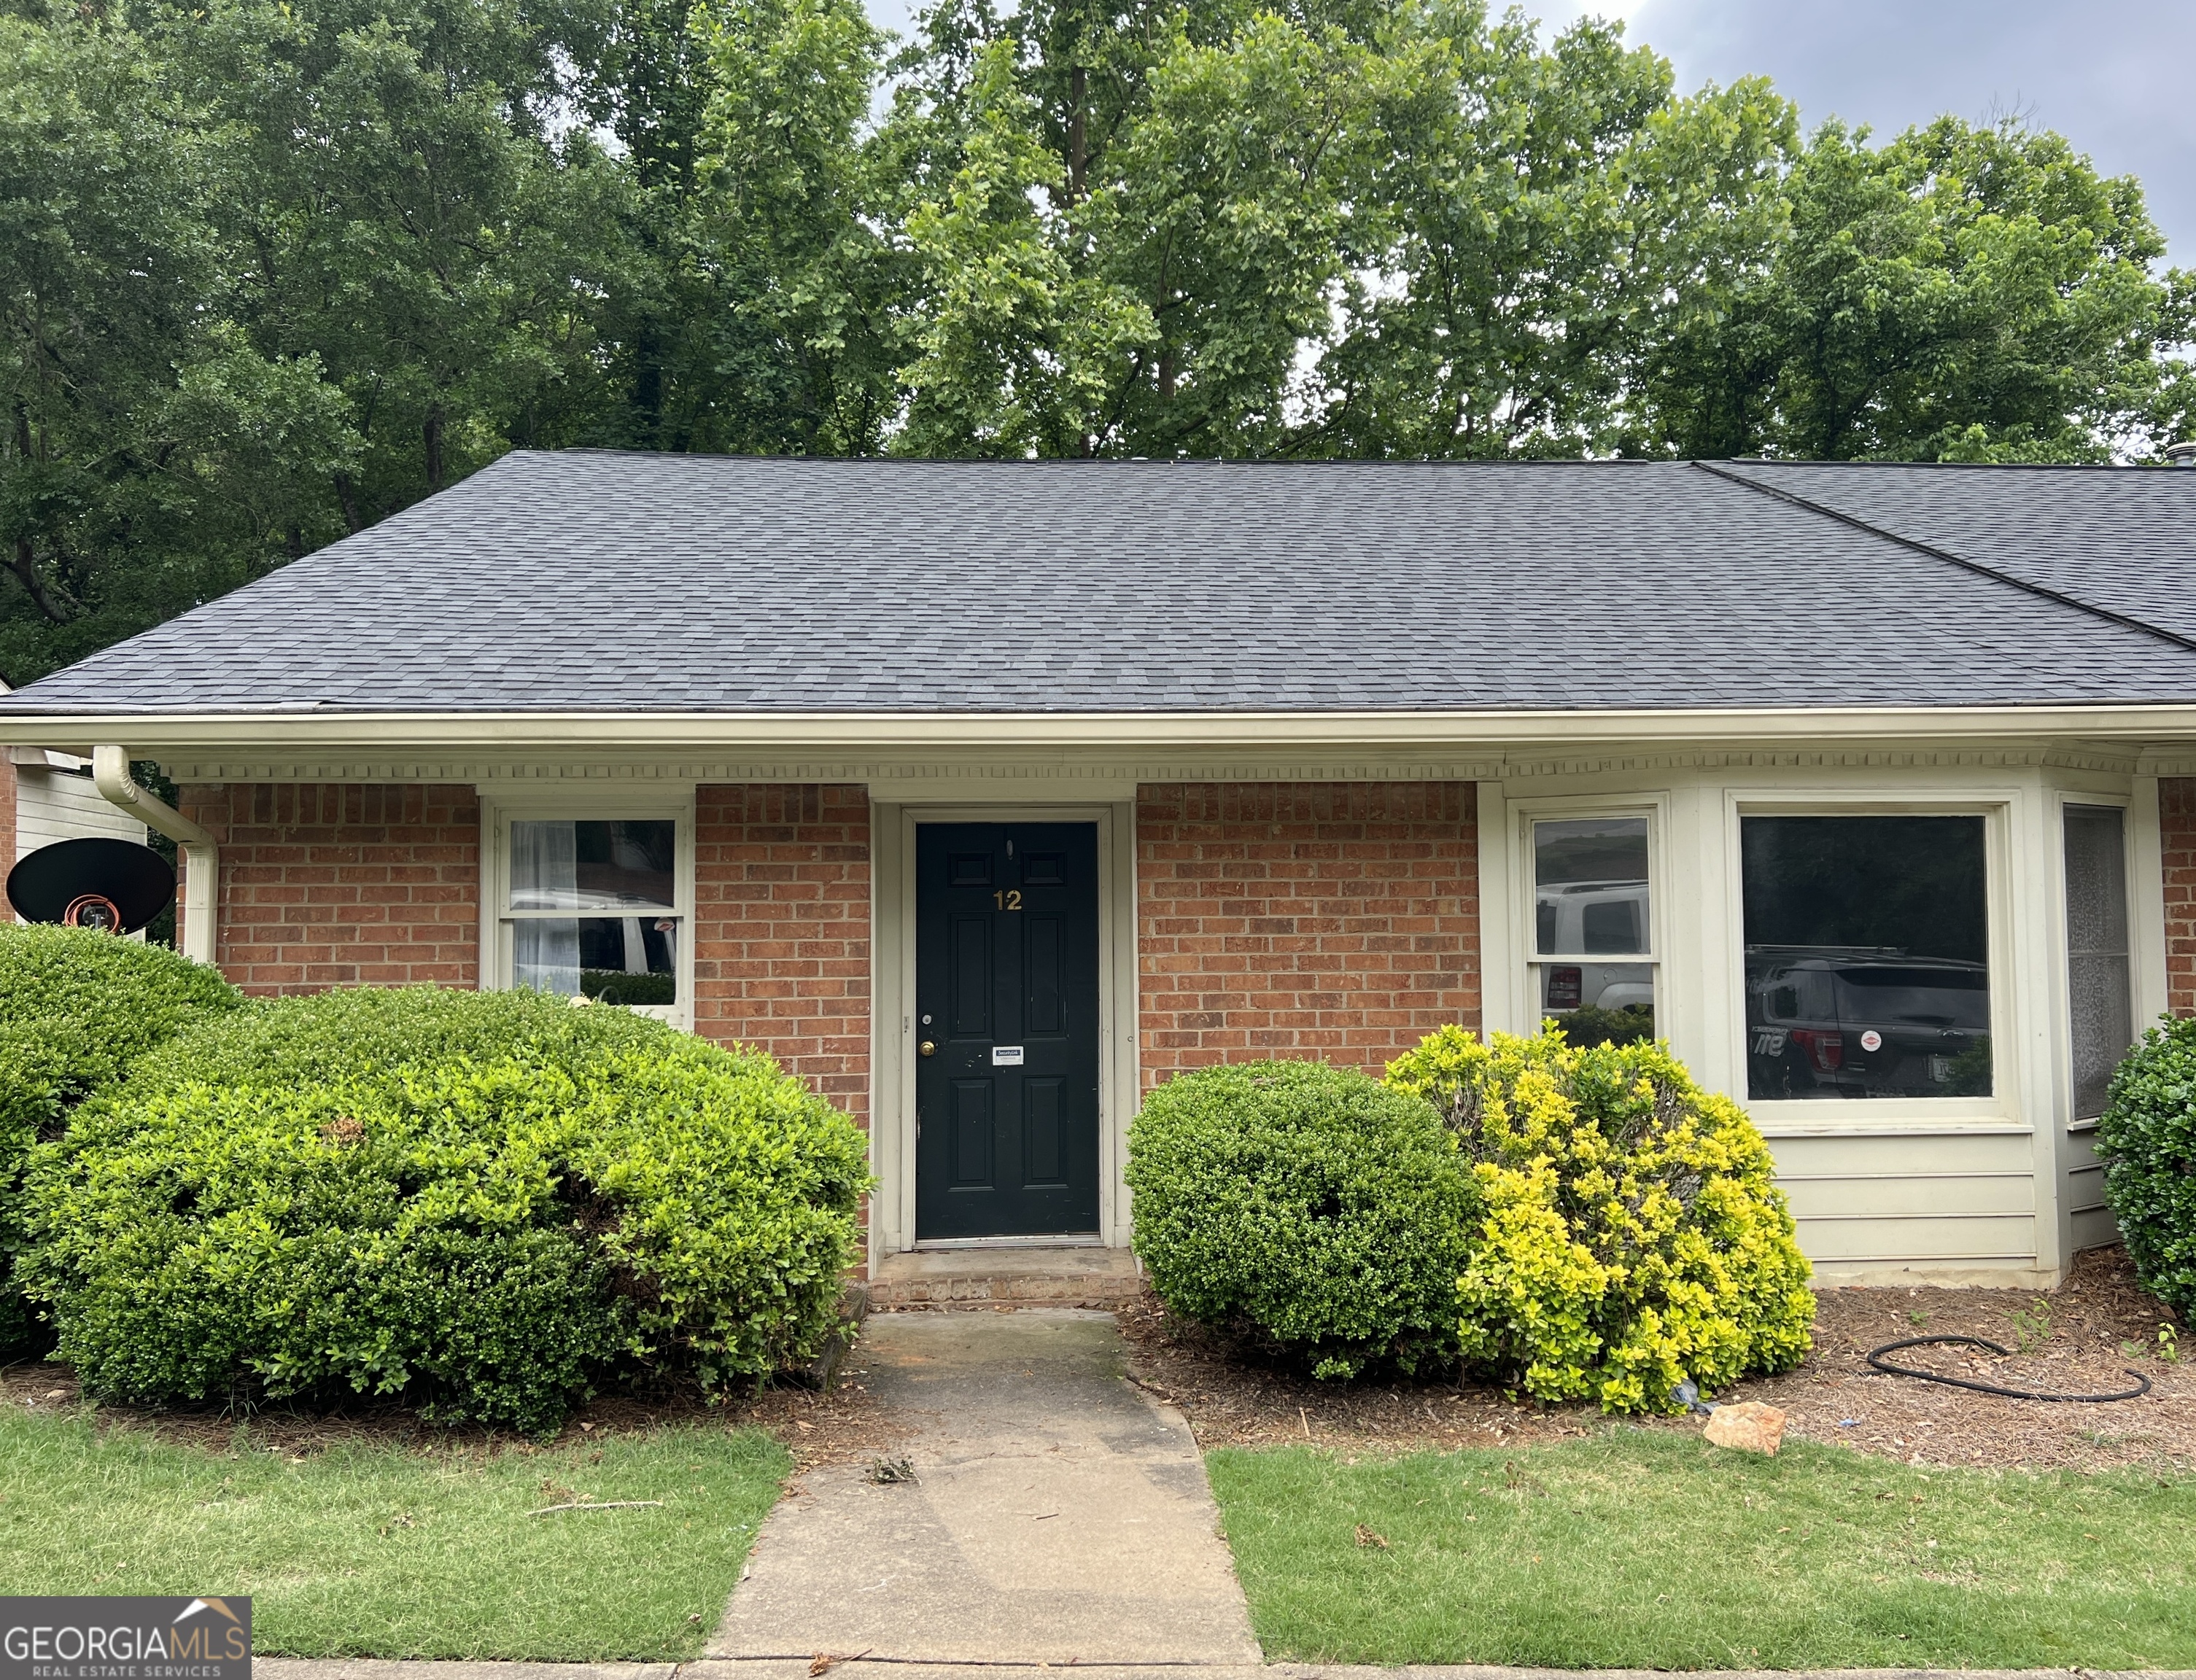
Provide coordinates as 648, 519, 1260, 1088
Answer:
993, 890, 1023, 911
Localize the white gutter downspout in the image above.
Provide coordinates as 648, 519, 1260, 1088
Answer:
91, 746, 218, 965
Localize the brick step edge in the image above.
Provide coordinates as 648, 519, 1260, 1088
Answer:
866, 1278, 1149, 1309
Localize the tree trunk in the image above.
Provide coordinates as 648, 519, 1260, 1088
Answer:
634, 321, 665, 447
424, 402, 444, 491
1068, 66, 1087, 202
8, 405, 71, 623
10, 537, 72, 625
334, 472, 362, 533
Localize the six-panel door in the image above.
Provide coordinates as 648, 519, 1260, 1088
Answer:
914, 822, 1101, 1239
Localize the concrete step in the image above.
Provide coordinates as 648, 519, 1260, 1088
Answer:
868, 1245, 1146, 1310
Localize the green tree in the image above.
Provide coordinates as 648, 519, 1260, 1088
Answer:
891, 36, 1154, 455
180, 0, 631, 519
680, 0, 904, 451
0, 7, 353, 685
1308, 4, 1750, 458
1636, 114, 2193, 462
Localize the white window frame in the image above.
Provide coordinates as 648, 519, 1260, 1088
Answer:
476, 787, 698, 1032
1513, 793, 1667, 1035
1725, 794, 2016, 1127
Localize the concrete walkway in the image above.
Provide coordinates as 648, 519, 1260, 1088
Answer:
708, 1309, 1260, 1666
249, 1312, 2195, 1680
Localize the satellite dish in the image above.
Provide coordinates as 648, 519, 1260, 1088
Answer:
7, 838, 176, 935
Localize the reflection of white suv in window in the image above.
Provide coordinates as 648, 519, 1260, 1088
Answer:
1537, 879, 1651, 1011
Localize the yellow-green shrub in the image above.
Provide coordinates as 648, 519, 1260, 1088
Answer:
1385, 1024, 1813, 1412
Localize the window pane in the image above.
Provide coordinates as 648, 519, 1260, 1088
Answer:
1535, 817, 1649, 956
514, 916, 580, 997
1535, 962, 1655, 1046
1742, 816, 1990, 1100
2064, 804, 2132, 1120
511, 820, 675, 910
515, 915, 679, 1006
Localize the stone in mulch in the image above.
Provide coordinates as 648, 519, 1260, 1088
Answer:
1117, 1245, 2191, 1471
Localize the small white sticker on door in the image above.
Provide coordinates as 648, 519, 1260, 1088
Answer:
992, 1046, 1025, 1065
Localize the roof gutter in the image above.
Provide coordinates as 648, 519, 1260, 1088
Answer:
18, 702, 2196, 755
92, 746, 217, 965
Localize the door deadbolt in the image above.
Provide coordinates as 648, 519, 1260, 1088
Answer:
919, 1040, 936, 1057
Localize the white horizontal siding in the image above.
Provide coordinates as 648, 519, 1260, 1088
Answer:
1763, 1127, 2038, 1271
15, 768, 152, 854
2063, 1124, 2120, 1252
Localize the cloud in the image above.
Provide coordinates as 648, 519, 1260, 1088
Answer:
1591, 0, 2196, 260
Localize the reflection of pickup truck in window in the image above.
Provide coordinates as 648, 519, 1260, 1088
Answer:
1537, 879, 1652, 1014
1745, 946, 1990, 1099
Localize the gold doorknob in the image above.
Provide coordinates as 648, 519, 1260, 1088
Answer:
919, 1041, 936, 1057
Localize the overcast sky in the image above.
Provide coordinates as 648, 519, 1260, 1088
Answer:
864, 0, 2196, 265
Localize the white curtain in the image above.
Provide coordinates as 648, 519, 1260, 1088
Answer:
511, 821, 581, 994
515, 919, 582, 995
511, 820, 578, 909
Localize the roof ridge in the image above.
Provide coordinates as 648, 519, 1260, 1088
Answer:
1726, 456, 2176, 475
540, 448, 1669, 467
1693, 460, 2196, 657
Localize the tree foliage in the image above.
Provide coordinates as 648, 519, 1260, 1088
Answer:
3, 0, 2191, 680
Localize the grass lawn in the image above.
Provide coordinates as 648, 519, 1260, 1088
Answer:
1209, 1431, 2196, 1671
0, 1405, 788, 1660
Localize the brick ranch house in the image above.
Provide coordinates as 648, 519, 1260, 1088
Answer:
3, 453, 2194, 1296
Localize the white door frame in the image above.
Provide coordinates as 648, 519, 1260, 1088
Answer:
869, 800, 1140, 1263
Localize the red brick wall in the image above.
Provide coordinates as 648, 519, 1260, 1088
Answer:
2164, 777, 2196, 1016
1136, 781, 1478, 1082
0, 758, 15, 884
693, 785, 871, 1128
178, 783, 480, 993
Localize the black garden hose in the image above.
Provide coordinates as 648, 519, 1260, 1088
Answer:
1865, 1334, 2152, 1403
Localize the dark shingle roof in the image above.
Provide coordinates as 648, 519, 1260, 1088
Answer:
5, 451, 2196, 716
1714, 459, 2196, 645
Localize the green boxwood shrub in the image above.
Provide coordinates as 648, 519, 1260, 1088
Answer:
0, 927, 241, 1353
1386, 1024, 1815, 1413
1126, 1059, 1476, 1379
19, 987, 869, 1432
2095, 1016, 2196, 1318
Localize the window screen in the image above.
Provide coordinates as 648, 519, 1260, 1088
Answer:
1742, 815, 1990, 1100
2063, 804, 2132, 1120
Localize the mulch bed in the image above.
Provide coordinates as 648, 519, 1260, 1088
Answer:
0, 1361, 904, 1473
1115, 1245, 2194, 1473
11, 1248, 2185, 1476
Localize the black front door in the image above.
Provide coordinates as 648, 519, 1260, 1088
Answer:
915, 822, 1101, 1239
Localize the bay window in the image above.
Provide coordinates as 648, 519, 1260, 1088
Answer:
1741, 814, 1991, 1101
